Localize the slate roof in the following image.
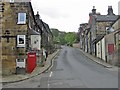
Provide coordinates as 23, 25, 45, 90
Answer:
43, 22, 53, 36
43, 22, 49, 33
96, 15, 119, 22
28, 29, 40, 35
92, 35, 105, 44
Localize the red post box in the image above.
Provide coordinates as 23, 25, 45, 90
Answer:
27, 52, 36, 73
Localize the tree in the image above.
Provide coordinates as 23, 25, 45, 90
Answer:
51, 28, 59, 37
51, 28, 66, 45
65, 32, 76, 46
58, 32, 66, 45
51, 28, 78, 46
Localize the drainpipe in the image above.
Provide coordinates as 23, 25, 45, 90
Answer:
90, 31, 92, 54
101, 41, 102, 60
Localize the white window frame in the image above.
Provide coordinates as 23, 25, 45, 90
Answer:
48, 36, 50, 42
119, 34, 120, 40
17, 13, 26, 24
16, 59, 26, 68
10, 0, 14, 3
17, 35, 26, 47
106, 27, 109, 31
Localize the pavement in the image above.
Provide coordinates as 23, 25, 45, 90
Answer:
2, 49, 60, 84
1, 47, 119, 84
79, 49, 119, 70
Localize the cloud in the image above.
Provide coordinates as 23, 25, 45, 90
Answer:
118, 1, 120, 15
38, 7, 69, 19
31, 0, 70, 19
31, 0, 119, 32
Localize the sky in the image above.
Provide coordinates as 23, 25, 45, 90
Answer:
31, 0, 120, 32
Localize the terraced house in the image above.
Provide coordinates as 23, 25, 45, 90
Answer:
100, 16, 120, 65
0, 1, 3, 71
1, 1, 53, 75
1, 1, 36, 75
78, 6, 119, 66
35, 12, 54, 54
88, 6, 119, 56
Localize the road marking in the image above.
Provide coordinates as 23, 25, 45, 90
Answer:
49, 72, 53, 77
52, 82, 63, 85
48, 84, 50, 89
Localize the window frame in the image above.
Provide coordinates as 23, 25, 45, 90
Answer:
17, 13, 26, 24
10, 0, 14, 3
17, 35, 26, 47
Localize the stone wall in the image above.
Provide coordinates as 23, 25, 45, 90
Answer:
2, 2, 28, 75
105, 33, 117, 65
96, 22, 113, 36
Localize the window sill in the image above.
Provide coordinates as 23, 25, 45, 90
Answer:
17, 22, 26, 25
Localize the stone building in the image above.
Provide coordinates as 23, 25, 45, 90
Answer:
78, 6, 120, 66
43, 22, 54, 54
35, 13, 48, 49
78, 23, 89, 52
78, 23, 85, 49
1, 1, 41, 75
107, 17, 120, 65
35, 12, 54, 54
0, 1, 3, 74
88, 6, 118, 56
96, 16, 120, 65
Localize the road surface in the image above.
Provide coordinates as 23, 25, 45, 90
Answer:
3, 46, 118, 88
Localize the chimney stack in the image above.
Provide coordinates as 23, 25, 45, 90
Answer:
36, 11, 40, 19
92, 6, 96, 15
107, 6, 115, 15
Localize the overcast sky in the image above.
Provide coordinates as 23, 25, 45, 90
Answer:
31, 0, 119, 32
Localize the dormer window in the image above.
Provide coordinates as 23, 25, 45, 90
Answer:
17, 13, 26, 24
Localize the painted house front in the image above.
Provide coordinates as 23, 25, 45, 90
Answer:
96, 37, 106, 61
110, 17, 120, 65
31, 35, 41, 50
29, 29, 41, 51
96, 41, 101, 59
101, 38, 106, 61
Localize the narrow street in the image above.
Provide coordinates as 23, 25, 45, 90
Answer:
3, 46, 118, 88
